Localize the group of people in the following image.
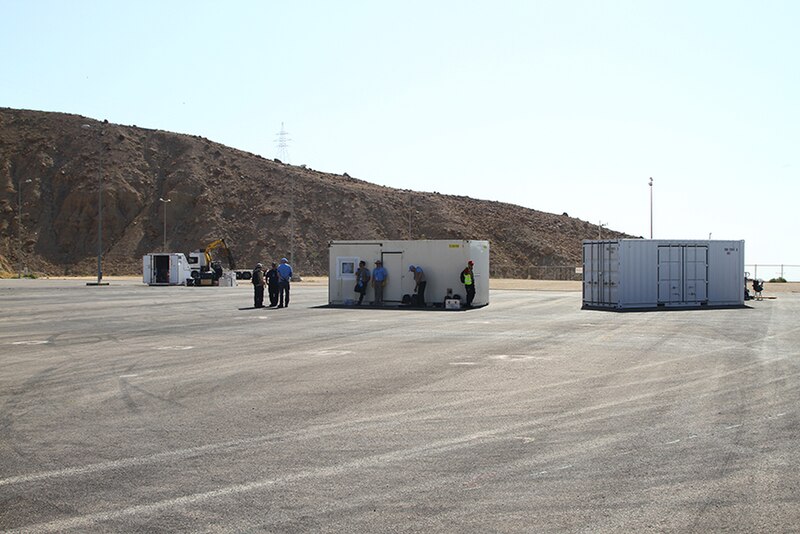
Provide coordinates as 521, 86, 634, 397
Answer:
353, 259, 389, 305
353, 260, 476, 308
251, 258, 293, 308
252, 257, 478, 309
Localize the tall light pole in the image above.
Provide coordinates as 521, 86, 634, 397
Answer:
87, 129, 109, 286
598, 221, 608, 240
17, 178, 32, 277
159, 197, 171, 251
648, 177, 654, 239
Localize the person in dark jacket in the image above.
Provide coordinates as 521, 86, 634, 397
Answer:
354, 260, 371, 305
252, 263, 265, 308
265, 262, 279, 307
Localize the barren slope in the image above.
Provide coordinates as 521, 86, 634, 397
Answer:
0, 108, 631, 277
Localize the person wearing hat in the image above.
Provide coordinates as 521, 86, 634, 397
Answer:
251, 262, 265, 308
409, 264, 427, 307
371, 259, 388, 306
276, 257, 293, 308
460, 260, 476, 308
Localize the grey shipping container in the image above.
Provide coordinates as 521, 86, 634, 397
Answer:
582, 239, 745, 310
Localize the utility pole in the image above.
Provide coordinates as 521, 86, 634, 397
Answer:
649, 177, 654, 239
408, 195, 413, 239
598, 221, 608, 240
17, 178, 32, 277
87, 129, 109, 286
159, 197, 171, 251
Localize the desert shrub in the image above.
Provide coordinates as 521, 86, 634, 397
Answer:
768, 276, 787, 283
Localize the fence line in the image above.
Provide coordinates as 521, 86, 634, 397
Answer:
494, 264, 799, 282
491, 265, 581, 281
745, 264, 799, 282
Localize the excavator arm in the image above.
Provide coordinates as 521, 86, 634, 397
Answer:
202, 239, 236, 270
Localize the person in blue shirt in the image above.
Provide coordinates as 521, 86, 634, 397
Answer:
371, 260, 388, 305
276, 257, 293, 308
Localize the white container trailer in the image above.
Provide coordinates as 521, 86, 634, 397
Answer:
143, 253, 193, 286
582, 239, 745, 310
328, 239, 490, 307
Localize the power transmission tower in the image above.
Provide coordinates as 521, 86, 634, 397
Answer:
275, 122, 291, 163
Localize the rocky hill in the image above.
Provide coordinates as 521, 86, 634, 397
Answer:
0, 107, 631, 278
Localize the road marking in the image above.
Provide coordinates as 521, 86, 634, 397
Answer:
11, 340, 50, 345
155, 346, 193, 351
489, 355, 551, 362
664, 439, 681, 445
309, 350, 352, 356
725, 424, 743, 430
449, 362, 477, 366
119, 374, 139, 378
4, 425, 537, 533
557, 464, 573, 471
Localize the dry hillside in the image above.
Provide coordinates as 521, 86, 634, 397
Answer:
0, 108, 632, 277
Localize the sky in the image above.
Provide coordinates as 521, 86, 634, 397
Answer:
2, 1, 798, 275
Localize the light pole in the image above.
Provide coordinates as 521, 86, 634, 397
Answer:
87, 130, 109, 286
17, 178, 32, 277
648, 177, 654, 239
159, 197, 171, 251
598, 221, 608, 240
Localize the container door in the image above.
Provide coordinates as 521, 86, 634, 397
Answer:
169, 255, 182, 285
154, 255, 170, 284
658, 246, 683, 304
143, 255, 152, 284
683, 245, 708, 303
583, 242, 618, 306
602, 242, 620, 305
582, 242, 599, 305
382, 252, 403, 302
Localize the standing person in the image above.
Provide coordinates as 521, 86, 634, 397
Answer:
354, 260, 371, 305
409, 265, 427, 307
251, 263, 265, 308
276, 257, 293, 308
265, 262, 279, 307
372, 259, 388, 306
460, 260, 476, 308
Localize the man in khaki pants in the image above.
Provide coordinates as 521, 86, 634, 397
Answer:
372, 260, 388, 305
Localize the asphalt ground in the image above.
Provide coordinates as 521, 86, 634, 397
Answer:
1, 279, 798, 533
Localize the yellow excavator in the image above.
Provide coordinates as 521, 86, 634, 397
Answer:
188, 238, 249, 285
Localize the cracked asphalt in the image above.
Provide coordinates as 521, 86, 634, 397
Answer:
1, 279, 798, 532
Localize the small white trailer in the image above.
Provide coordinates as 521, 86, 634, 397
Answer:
328, 239, 490, 307
582, 239, 745, 310
143, 253, 193, 286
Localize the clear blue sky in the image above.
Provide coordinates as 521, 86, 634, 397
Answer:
3, 1, 798, 272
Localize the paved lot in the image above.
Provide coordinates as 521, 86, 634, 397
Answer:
1, 280, 798, 533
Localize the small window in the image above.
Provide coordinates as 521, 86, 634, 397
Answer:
336, 257, 359, 279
